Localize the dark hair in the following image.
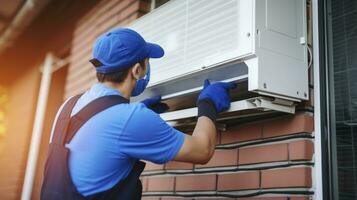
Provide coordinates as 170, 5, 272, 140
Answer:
95, 60, 146, 83
96, 68, 131, 83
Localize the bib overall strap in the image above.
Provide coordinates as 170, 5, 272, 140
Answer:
51, 94, 82, 146
65, 95, 129, 144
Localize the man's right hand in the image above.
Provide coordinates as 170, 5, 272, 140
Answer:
197, 79, 237, 113
174, 80, 236, 164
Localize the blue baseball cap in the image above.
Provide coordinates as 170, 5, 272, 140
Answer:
90, 28, 164, 73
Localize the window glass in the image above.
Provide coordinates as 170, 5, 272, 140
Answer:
327, 0, 357, 199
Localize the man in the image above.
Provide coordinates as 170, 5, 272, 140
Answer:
41, 28, 236, 200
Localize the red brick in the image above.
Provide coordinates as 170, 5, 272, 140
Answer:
289, 140, 314, 161
165, 161, 193, 170
95, 1, 142, 33
175, 174, 216, 191
217, 171, 260, 191
140, 177, 148, 192
216, 131, 221, 144
197, 198, 236, 200
238, 198, 287, 200
221, 123, 262, 144
96, 13, 120, 36
263, 114, 314, 138
261, 167, 312, 188
147, 176, 175, 192
95, 0, 133, 26
139, 0, 151, 12
203, 197, 308, 200
239, 143, 288, 165
142, 197, 160, 200
74, 1, 106, 34
119, 11, 142, 26
196, 149, 238, 168
117, 0, 140, 21
144, 161, 164, 171
290, 197, 311, 200
239, 197, 309, 200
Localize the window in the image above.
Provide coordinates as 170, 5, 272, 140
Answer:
325, 0, 357, 199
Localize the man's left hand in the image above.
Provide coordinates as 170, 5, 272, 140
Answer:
141, 96, 169, 114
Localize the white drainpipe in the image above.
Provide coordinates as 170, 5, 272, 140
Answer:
21, 53, 54, 200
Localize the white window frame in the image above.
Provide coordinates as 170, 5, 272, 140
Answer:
312, 0, 324, 199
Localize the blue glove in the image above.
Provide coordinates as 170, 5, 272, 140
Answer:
141, 96, 169, 114
197, 79, 237, 113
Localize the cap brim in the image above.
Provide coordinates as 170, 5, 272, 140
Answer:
146, 42, 165, 58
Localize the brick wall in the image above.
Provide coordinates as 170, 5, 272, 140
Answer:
66, 1, 315, 199
141, 113, 314, 199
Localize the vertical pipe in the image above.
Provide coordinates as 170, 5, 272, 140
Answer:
150, 0, 156, 10
21, 53, 54, 200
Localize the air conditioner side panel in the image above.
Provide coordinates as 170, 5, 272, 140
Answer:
249, 0, 308, 101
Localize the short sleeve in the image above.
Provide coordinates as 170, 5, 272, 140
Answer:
119, 103, 185, 164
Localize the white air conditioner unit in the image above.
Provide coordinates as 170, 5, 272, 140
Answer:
128, 0, 308, 122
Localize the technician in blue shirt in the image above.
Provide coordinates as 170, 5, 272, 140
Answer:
42, 28, 236, 199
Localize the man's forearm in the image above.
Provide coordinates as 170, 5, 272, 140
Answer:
173, 80, 235, 164
172, 116, 217, 164
192, 116, 217, 160
194, 98, 218, 159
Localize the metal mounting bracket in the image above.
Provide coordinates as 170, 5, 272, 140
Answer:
160, 96, 296, 123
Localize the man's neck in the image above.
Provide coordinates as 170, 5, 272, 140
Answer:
102, 81, 131, 99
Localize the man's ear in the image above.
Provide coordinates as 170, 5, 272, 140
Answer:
131, 63, 142, 80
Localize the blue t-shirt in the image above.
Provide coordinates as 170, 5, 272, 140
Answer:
49, 83, 185, 196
